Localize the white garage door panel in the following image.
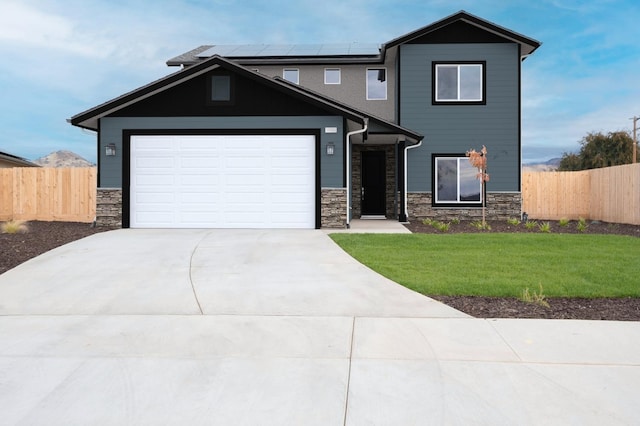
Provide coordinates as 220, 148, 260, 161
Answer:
131, 135, 315, 228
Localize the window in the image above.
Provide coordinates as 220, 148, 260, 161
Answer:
366, 68, 386, 100
434, 62, 485, 104
210, 75, 231, 101
283, 68, 299, 84
324, 68, 341, 84
433, 155, 482, 205
208, 74, 233, 104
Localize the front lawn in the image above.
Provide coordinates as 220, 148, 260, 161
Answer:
329, 234, 640, 298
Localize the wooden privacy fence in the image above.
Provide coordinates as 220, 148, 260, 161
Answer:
522, 163, 640, 225
0, 167, 96, 223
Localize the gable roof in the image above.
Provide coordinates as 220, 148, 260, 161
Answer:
167, 11, 540, 68
384, 10, 541, 57
69, 55, 422, 143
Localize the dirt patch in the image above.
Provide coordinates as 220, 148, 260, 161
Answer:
404, 219, 640, 237
0, 221, 109, 275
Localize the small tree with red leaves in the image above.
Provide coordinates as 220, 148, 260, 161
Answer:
466, 145, 490, 227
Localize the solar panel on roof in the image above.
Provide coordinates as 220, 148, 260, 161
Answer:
195, 43, 380, 58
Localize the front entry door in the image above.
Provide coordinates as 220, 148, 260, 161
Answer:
361, 151, 386, 216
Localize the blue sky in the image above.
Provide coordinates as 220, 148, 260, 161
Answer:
1, 0, 639, 163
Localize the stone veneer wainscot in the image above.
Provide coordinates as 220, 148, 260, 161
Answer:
407, 192, 522, 221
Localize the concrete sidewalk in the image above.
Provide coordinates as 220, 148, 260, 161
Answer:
0, 229, 638, 425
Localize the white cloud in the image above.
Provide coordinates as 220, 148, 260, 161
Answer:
0, 2, 116, 58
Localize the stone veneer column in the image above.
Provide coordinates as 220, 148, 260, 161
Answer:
96, 188, 122, 227
351, 144, 397, 219
321, 188, 347, 228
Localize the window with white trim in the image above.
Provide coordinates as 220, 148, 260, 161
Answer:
434, 63, 484, 103
366, 68, 386, 100
283, 68, 299, 84
324, 68, 341, 84
433, 155, 482, 205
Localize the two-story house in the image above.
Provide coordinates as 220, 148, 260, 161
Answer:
70, 10, 540, 229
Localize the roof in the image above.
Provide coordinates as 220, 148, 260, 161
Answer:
69, 55, 423, 143
167, 10, 540, 67
0, 151, 39, 167
272, 76, 422, 142
384, 10, 541, 56
167, 43, 383, 67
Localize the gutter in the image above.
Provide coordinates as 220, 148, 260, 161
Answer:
345, 118, 369, 228
402, 139, 423, 222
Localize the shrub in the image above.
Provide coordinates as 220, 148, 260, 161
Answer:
433, 221, 450, 232
520, 284, 550, 308
1, 220, 29, 234
538, 222, 551, 233
470, 220, 491, 230
524, 220, 538, 230
507, 218, 520, 226
450, 218, 460, 225
422, 218, 434, 226
558, 218, 570, 227
577, 217, 589, 233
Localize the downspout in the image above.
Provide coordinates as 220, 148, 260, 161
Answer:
402, 139, 423, 222
345, 118, 368, 228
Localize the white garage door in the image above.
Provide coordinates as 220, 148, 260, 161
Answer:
130, 134, 316, 228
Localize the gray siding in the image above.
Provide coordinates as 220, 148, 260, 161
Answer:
255, 48, 397, 122
99, 116, 344, 188
399, 43, 520, 192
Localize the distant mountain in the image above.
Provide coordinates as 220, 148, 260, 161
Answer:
33, 150, 95, 167
522, 157, 561, 172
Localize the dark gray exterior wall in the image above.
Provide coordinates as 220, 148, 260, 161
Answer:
254, 48, 397, 122
399, 43, 521, 192
99, 116, 344, 188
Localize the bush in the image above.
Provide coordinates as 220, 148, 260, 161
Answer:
538, 222, 551, 233
520, 284, 550, 308
558, 218, 570, 227
1, 220, 29, 234
577, 217, 589, 233
507, 218, 521, 226
433, 221, 450, 232
470, 220, 491, 230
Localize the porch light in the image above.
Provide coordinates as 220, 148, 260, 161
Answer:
105, 143, 116, 157
326, 142, 335, 156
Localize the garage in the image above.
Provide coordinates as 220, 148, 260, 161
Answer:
129, 134, 317, 228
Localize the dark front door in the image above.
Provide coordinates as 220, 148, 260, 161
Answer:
361, 151, 386, 216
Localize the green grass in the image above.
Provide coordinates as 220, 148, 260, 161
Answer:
329, 233, 640, 298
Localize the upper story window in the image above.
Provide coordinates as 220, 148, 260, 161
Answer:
366, 68, 387, 100
324, 68, 341, 85
283, 68, 299, 84
208, 74, 233, 104
433, 62, 485, 104
433, 155, 482, 206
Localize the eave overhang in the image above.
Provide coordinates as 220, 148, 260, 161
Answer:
69, 55, 370, 131
68, 55, 422, 146
383, 10, 541, 57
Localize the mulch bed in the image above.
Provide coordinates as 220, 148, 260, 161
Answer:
404, 219, 640, 321
1, 219, 639, 320
0, 221, 109, 275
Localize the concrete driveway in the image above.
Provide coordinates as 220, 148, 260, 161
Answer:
1, 228, 639, 425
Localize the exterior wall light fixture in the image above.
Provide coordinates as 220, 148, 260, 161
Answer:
326, 142, 335, 156
105, 144, 116, 157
